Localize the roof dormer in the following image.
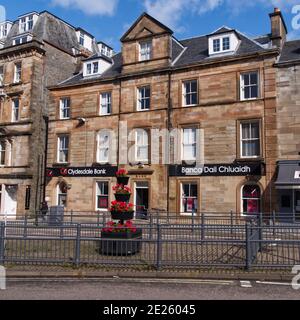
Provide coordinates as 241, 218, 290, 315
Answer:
76, 28, 94, 52
208, 27, 240, 56
97, 41, 114, 58
82, 55, 113, 77
18, 12, 39, 34
0, 21, 13, 39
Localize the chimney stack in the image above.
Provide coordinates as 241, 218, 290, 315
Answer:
269, 7, 287, 48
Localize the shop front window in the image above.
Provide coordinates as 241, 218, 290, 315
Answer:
242, 184, 261, 214
57, 182, 68, 207
181, 183, 198, 214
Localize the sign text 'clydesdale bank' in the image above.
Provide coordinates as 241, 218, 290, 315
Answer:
169, 163, 265, 177
47, 166, 118, 178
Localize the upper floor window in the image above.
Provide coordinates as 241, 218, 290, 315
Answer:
183, 80, 198, 106
240, 71, 259, 100
60, 98, 70, 119
0, 66, 4, 86
0, 23, 11, 38
12, 98, 20, 122
139, 41, 152, 61
0, 140, 6, 166
213, 39, 220, 52
13, 36, 29, 46
100, 93, 111, 115
137, 86, 150, 111
182, 128, 197, 161
57, 135, 69, 163
209, 33, 238, 55
240, 121, 261, 158
79, 32, 85, 46
14, 63, 22, 83
223, 37, 230, 50
135, 129, 149, 162
20, 15, 34, 33
97, 131, 110, 163
86, 61, 99, 76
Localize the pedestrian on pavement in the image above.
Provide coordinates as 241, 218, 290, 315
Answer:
40, 201, 49, 222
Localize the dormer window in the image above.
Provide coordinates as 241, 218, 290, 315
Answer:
86, 61, 99, 76
79, 32, 85, 46
19, 14, 35, 33
139, 41, 152, 61
83, 57, 112, 78
13, 35, 32, 46
209, 31, 238, 56
0, 22, 13, 39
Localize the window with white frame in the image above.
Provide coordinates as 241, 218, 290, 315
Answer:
183, 80, 198, 106
57, 182, 68, 207
181, 183, 198, 214
19, 15, 34, 33
137, 86, 150, 111
14, 63, 22, 83
223, 37, 230, 50
97, 131, 110, 163
240, 71, 259, 100
212, 37, 231, 53
12, 98, 20, 122
59, 98, 70, 119
79, 32, 84, 46
135, 129, 149, 162
57, 135, 69, 163
182, 128, 197, 161
13, 36, 29, 46
0, 140, 5, 166
100, 92, 111, 115
96, 181, 109, 210
213, 38, 220, 52
242, 184, 261, 214
139, 41, 152, 61
240, 121, 260, 158
86, 61, 99, 76
0, 66, 4, 86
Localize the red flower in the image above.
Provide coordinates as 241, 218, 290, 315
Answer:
116, 169, 128, 177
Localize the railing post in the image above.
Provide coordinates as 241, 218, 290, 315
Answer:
230, 210, 233, 235
74, 224, 81, 267
272, 210, 276, 237
201, 213, 205, 241
258, 213, 263, 252
149, 214, 153, 240
0, 222, 5, 265
102, 212, 106, 227
71, 210, 73, 224
24, 217, 28, 238
191, 210, 195, 233
156, 224, 162, 270
245, 223, 251, 270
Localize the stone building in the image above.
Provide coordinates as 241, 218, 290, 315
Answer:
46, 9, 288, 217
274, 36, 300, 218
0, 11, 98, 217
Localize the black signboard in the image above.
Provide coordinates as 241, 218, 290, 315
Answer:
169, 163, 265, 177
46, 166, 118, 178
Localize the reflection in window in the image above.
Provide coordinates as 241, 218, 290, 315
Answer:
242, 184, 261, 214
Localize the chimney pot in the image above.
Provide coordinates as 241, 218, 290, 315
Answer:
274, 7, 280, 13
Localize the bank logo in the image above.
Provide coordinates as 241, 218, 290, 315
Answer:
60, 168, 68, 176
292, 265, 300, 290
292, 5, 300, 30
0, 266, 6, 290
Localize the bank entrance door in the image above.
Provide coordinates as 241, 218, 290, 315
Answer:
134, 181, 149, 219
3, 185, 18, 218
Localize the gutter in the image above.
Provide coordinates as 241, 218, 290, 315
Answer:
274, 59, 300, 67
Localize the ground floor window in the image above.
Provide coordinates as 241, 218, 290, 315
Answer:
25, 185, 31, 210
57, 182, 68, 207
242, 184, 261, 214
181, 183, 198, 214
96, 181, 109, 210
0, 184, 18, 216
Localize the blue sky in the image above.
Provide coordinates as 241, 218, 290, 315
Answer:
0, 0, 300, 52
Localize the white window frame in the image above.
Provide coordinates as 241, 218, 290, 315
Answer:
57, 135, 69, 163
240, 71, 260, 101
96, 181, 109, 211
241, 184, 261, 216
12, 98, 20, 122
79, 32, 85, 46
240, 121, 261, 159
0, 66, 4, 86
180, 183, 198, 215
97, 131, 110, 164
14, 63, 22, 83
137, 86, 150, 111
213, 38, 221, 52
182, 80, 198, 107
19, 15, 34, 33
100, 92, 112, 115
57, 182, 68, 207
135, 129, 149, 162
0, 140, 6, 166
182, 128, 197, 161
59, 98, 70, 119
139, 41, 152, 61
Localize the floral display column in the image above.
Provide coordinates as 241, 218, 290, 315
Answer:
100, 169, 142, 255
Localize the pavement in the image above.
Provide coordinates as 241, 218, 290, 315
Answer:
0, 277, 299, 300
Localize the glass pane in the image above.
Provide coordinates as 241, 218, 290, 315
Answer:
244, 87, 250, 99
250, 73, 258, 85
191, 92, 197, 105
251, 85, 258, 98
243, 74, 250, 86
98, 196, 108, 209
182, 184, 189, 196
190, 184, 198, 197
251, 122, 259, 139
242, 123, 250, 139
191, 81, 197, 92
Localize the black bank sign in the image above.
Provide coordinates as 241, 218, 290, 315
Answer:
47, 166, 118, 178
169, 163, 265, 177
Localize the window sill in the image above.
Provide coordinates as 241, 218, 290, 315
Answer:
235, 157, 264, 162
52, 163, 70, 167
136, 109, 150, 112
182, 104, 198, 108
10, 81, 23, 87
240, 97, 260, 102
92, 162, 111, 166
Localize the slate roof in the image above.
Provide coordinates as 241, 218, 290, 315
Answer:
254, 34, 271, 45
55, 26, 278, 88
278, 40, 300, 64
1, 11, 98, 56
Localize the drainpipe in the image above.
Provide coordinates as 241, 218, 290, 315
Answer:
43, 115, 49, 201
167, 70, 172, 212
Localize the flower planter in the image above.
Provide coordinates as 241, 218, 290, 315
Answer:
111, 210, 134, 220
116, 176, 129, 185
98, 229, 142, 255
114, 193, 131, 202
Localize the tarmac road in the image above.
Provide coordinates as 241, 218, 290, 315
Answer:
0, 278, 299, 300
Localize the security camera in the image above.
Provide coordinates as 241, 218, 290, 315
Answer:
77, 117, 86, 124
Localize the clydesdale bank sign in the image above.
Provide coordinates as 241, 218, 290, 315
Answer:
46, 166, 118, 177
169, 163, 265, 177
